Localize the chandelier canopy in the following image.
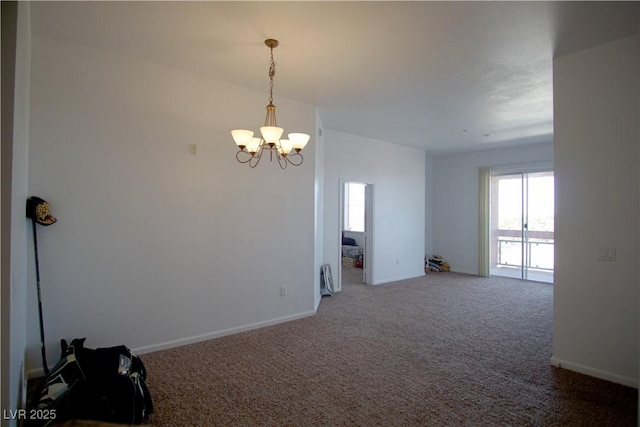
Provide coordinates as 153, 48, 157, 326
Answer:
231, 39, 310, 169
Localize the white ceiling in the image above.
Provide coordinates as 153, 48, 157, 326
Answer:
30, 1, 639, 154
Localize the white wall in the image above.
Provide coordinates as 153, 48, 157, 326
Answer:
25, 36, 319, 375
431, 143, 553, 275
313, 112, 325, 311
2, 2, 32, 420
10, 0, 32, 407
424, 154, 434, 257
323, 129, 425, 286
1, 2, 18, 417
552, 35, 639, 387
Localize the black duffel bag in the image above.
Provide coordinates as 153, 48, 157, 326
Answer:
28, 338, 153, 426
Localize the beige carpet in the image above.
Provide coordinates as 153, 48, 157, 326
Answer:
342, 265, 364, 285
142, 273, 637, 426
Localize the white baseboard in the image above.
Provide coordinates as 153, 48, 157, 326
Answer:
27, 309, 317, 379
372, 272, 426, 285
134, 310, 317, 356
550, 356, 638, 389
450, 268, 478, 276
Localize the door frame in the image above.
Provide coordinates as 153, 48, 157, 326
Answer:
484, 162, 554, 282
337, 179, 374, 291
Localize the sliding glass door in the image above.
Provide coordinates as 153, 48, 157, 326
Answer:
490, 170, 554, 283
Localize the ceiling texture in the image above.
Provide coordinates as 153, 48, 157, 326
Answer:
31, 1, 639, 154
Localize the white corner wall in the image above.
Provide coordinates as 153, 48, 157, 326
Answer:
552, 35, 639, 387
313, 111, 325, 311
424, 154, 435, 257
26, 36, 318, 375
431, 143, 553, 275
323, 129, 425, 286
2, 1, 32, 419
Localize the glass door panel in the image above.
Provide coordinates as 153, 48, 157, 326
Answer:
524, 171, 554, 281
490, 170, 554, 283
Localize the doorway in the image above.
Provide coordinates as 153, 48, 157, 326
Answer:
489, 170, 554, 283
338, 181, 373, 289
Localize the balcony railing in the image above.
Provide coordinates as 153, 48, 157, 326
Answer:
494, 229, 554, 271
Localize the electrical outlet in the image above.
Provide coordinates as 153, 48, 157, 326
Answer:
189, 144, 197, 155
280, 286, 287, 296
598, 247, 616, 261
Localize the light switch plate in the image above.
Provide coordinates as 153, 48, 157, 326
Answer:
598, 247, 616, 261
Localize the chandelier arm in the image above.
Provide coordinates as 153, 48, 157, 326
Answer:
286, 152, 304, 167
277, 155, 289, 169
236, 149, 254, 164
249, 145, 265, 168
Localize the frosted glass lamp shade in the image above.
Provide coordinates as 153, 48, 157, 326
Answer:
288, 133, 310, 151
231, 129, 254, 148
246, 137, 261, 154
260, 126, 284, 144
279, 139, 293, 156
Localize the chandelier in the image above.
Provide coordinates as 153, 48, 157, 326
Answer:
231, 39, 310, 169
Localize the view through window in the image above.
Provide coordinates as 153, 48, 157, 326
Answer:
344, 182, 366, 232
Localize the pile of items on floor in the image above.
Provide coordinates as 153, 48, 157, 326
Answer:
27, 338, 153, 426
426, 255, 451, 273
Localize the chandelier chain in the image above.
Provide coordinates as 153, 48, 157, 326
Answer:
268, 47, 276, 106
